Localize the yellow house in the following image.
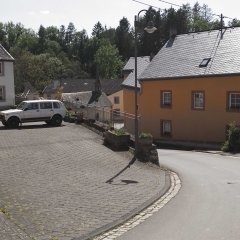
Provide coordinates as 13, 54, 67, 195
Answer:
124, 28, 240, 146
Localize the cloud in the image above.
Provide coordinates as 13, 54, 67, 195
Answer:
28, 11, 36, 16
40, 10, 50, 15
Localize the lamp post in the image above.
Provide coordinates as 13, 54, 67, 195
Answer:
134, 10, 157, 159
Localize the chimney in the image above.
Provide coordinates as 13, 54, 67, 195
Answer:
169, 26, 177, 39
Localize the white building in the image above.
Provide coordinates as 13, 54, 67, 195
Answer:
0, 44, 15, 109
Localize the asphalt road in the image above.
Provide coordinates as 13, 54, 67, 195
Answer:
119, 149, 240, 240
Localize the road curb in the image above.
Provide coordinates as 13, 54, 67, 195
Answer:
77, 170, 181, 240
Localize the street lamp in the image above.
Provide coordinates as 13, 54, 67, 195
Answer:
134, 10, 157, 159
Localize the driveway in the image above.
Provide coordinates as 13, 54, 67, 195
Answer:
0, 122, 166, 240
119, 149, 240, 240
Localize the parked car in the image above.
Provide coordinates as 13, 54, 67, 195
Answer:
0, 100, 66, 128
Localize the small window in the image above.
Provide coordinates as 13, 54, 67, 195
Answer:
114, 96, 120, 104
228, 92, 240, 111
161, 91, 172, 108
0, 86, 5, 100
161, 120, 172, 137
0, 62, 3, 75
53, 102, 61, 109
192, 91, 205, 110
199, 58, 211, 67
40, 102, 52, 109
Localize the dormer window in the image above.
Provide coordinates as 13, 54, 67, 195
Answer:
199, 58, 211, 67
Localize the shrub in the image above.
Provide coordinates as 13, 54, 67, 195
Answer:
221, 122, 240, 152
139, 132, 153, 138
112, 127, 127, 136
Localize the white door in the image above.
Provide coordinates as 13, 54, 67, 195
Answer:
22, 102, 40, 121
39, 101, 54, 120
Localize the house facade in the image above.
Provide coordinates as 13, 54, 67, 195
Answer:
0, 44, 15, 109
137, 27, 240, 145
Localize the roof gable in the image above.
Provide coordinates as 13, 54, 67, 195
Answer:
122, 56, 150, 88
0, 44, 14, 61
140, 27, 240, 80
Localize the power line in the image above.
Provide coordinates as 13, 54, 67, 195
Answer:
132, 0, 161, 11
158, 0, 181, 8
132, 0, 234, 20
157, 0, 234, 19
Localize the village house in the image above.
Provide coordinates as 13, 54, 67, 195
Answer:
0, 44, 15, 109
43, 78, 124, 112
123, 27, 240, 147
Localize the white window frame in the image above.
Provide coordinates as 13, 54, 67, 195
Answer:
229, 92, 240, 110
192, 91, 204, 110
162, 91, 172, 107
161, 120, 172, 137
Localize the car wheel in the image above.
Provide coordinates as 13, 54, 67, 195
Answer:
7, 117, 20, 128
45, 120, 51, 125
51, 115, 62, 126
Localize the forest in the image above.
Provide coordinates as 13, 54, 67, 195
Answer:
0, 2, 240, 93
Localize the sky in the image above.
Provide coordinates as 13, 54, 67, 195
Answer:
1, 0, 240, 36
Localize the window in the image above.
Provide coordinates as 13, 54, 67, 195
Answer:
0, 86, 5, 101
228, 92, 240, 111
199, 58, 211, 67
53, 102, 61, 109
27, 102, 39, 110
161, 120, 172, 137
114, 96, 120, 104
0, 62, 3, 75
161, 91, 172, 108
40, 102, 52, 109
192, 91, 205, 110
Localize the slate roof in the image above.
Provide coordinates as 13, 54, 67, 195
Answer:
0, 44, 14, 61
122, 56, 150, 88
43, 78, 124, 96
62, 91, 112, 108
140, 27, 240, 81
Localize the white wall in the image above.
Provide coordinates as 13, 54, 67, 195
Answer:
0, 61, 15, 108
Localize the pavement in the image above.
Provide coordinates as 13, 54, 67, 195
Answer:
0, 122, 169, 240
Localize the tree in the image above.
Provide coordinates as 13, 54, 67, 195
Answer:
229, 18, 240, 27
4, 22, 25, 50
115, 17, 133, 60
38, 25, 46, 53
14, 52, 63, 91
92, 21, 104, 38
14, 30, 38, 54
65, 22, 76, 45
94, 40, 123, 79
190, 2, 214, 32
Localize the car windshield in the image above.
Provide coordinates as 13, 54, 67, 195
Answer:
16, 102, 27, 110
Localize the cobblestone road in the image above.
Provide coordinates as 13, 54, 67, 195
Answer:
0, 122, 166, 240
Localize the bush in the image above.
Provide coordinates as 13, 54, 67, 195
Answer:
139, 132, 153, 138
221, 122, 240, 152
112, 127, 127, 136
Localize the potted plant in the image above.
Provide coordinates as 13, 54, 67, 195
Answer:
103, 127, 130, 150
139, 132, 153, 146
